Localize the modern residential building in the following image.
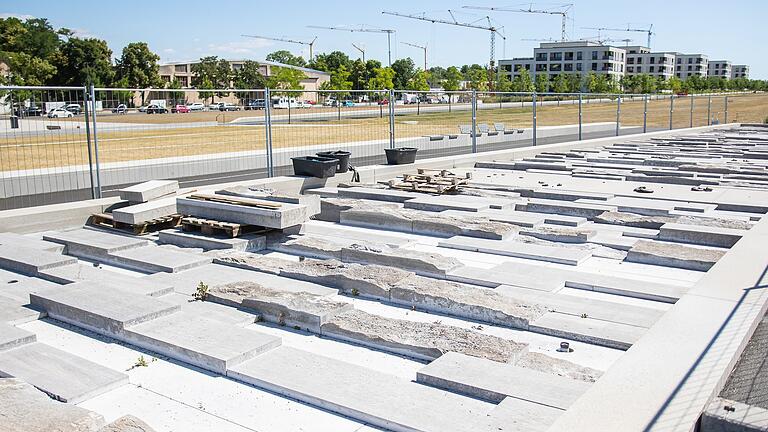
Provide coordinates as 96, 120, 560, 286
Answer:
708, 60, 732, 79
732, 64, 750, 79
675, 53, 708, 79
499, 41, 626, 83
624, 46, 676, 80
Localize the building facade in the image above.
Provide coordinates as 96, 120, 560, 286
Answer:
499, 41, 626, 83
625, 46, 676, 80
675, 54, 708, 79
708, 60, 732, 79
731, 65, 750, 79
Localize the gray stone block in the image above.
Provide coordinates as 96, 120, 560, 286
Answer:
29, 283, 180, 335
123, 311, 281, 374
267, 234, 345, 260
439, 236, 591, 266
336, 187, 420, 203
626, 240, 726, 272
38, 264, 173, 296
42, 228, 148, 260
341, 243, 463, 277
0, 245, 77, 276
519, 226, 596, 243
315, 198, 360, 222
0, 270, 60, 304
458, 209, 545, 228
404, 195, 512, 212
301, 223, 413, 247
518, 198, 617, 219
99, 415, 157, 432
530, 313, 645, 350
0, 322, 36, 351
0, 296, 45, 326
302, 187, 339, 197
658, 223, 747, 248
0, 232, 64, 253
0, 343, 128, 403
111, 197, 177, 225
158, 229, 266, 252
417, 351, 590, 408
119, 180, 178, 203
446, 266, 565, 291
0, 378, 106, 432
486, 396, 564, 432
108, 246, 212, 273
176, 196, 308, 229
161, 293, 259, 326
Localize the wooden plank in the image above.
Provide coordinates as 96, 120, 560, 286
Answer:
187, 193, 282, 209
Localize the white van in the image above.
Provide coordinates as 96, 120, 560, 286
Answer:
272, 97, 308, 109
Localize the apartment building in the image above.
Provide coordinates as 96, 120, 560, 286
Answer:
675, 54, 708, 79
732, 64, 750, 79
708, 60, 732, 78
625, 46, 676, 80
499, 41, 626, 83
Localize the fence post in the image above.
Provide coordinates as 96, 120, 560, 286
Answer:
578, 93, 582, 141
689, 95, 694, 128
82, 86, 96, 199
643, 94, 648, 134
264, 88, 274, 177
724, 96, 729, 123
532, 92, 537, 146
669, 96, 674, 130
707, 95, 712, 126
388, 89, 395, 149
288, 98, 291, 124
337, 98, 341, 121
417, 97, 420, 115
615, 95, 621, 136
88, 85, 102, 198
471, 90, 478, 153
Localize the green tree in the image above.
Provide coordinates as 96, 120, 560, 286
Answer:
466, 67, 488, 91
114, 42, 163, 105
512, 69, 534, 92
495, 73, 513, 92
320, 64, 353, 99
407, 70, 430, 91
348, 59, 369, 90
427, 66, 446, 87
367, 67, 395, 90
667, 76, 683, 94
266, 50, 307, 67
191, 56, 232, 100
233, 60, 266, 89
197, 76, 215, 104
309, 51, 351, 73
167, 78, 185, 105
391, 57, 416, 89
566, 73, 581, 93
552, 74, 568, 93
441, 66, 463, 91
535, 73, 550, 93
52, 37, 114, 86
268, 66, 306, 96
0, 51, 56, 86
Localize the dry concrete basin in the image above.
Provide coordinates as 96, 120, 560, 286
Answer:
1, 123, 767, 431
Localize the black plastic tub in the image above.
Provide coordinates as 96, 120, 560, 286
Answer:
291, 156, 338, 178
316, 150, 351, 173
385, 147, 418, 165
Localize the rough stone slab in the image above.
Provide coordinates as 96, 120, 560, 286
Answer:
626, 240, 726, 272
527, 189, 614, 202
161, 293, 259, 326
447, 265, 565, 291
42, 229, 149, 260
342, 242, 463, 277
38, 264, 173, 296
0, 245, 77, 276
587, 233, 639, 251
454, 209, 546, 228
0, 322, 36, 351
108, 246, 212, 273
99, 415, 156, 432
519, 226, 596, 243
323, 309, 527, 362
0, 378, 106, 432
518, 198, 617, 218
658, 223, 747, 248
417, 351, 590, 408
404, 195, 511, 212
486, 396, 563, 432
0, 232, 64, 253
0, 296, 45, 325
123, 311, 281, 374
533, 213, 589, 227
530, 313, 645, 350
228, 346, 495, 432
267, 234, 345, 260
315, 198, 361, 222
176, 196, 308, 229
439, 236, 591, 266
580, 196, 674, 217
29, 283, 180, 335
158, 229, 266, 252
336, 187, 421, 203
112, 198, 177, 225
300, 223, 413, 247
0, 343, 128, 403
119, 179, 178, 203
495, 284, 664, 328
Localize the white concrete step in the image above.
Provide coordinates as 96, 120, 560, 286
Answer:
0, 322, 36, 351
112, 197, 177, 225
108, 245, 212, 273
658, 223, 747, 248
0, 295, 45, 326
158, 229, 266, 252
530, 313, 645, 350
439, 236, 592, 266
42, 228, 148, 260
0, 232, 64, 253
446, 265, 565, 291
0, 245, 76, 277
119, 179, 178, 203
39, 263, 173, 296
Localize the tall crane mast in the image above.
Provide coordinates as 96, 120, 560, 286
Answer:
382, 10, 505, 74
241, 34, 317, 61
307, 25, 395, 66
463, 4, 573, 42
581, 24, 654, 49
351, 43, 365, 63
401, 41, 427, 71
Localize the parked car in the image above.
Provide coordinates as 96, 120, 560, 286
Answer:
172, 104, 190, 113
112, 104, 128, 114
323, 98, 337, 107
244, 99, 266, 110
341, 100, 355, 107
65, 103, 82, 115
187, 102, 205, 111
218, 103, 240, 111
14, 106, 43, 116
138, 105, 148, 112
47, 107, 74, 118
377, 99, 389, 105
208, 102, 223, 111
145, 104, 167, 114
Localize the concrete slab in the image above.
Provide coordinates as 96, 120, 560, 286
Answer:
0, 270, 60, 304
38, 263, 173, 296
42, 228, 148, 260
0, 245, 77, 276
342, 242, 463, 277
108, 246, 212, 273
530, 312, 644, 350
456, 209, 546, 228
123, 311, 281, 374
702, 398, 768, 432
626, 240, 725, 271
0, 232, 64, 253
416, 351, 590, 408
0, 322, 36, 351
518, 198, 617, 218
486, 396, 563, 432
439, 236, 591, 266
228, 346, 495, 432
0, 378, 106, 432
0, 343, 128, 403
404, 195, 512, 212
300, 223, 413, 247
658, 222, 747, 248
176, 196, 308, 229
447, 265, 565, 291
119, 179, 178, 203
111, 197, 177, 225
336, 187, 420, 203
99, 415, 157, 432
158, 229, 266, 252
0, 296, 45, 325
161, 293, 259, 326
29, 283, 180, 335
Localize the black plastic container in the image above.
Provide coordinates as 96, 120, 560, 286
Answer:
385, 147, 418, 165
316, 150, 351, 173
291, 156, 338, 178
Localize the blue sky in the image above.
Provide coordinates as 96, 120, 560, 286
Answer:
4, 0, 767, 78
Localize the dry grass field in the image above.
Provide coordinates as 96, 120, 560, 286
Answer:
2, 94, 766, 171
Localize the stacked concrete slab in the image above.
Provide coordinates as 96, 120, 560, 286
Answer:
176, 194, 309, 229
113, 180, 180, 224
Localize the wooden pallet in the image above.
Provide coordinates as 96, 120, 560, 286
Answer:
89, 213, 182, 235
186, 193, 283, 210
180, 216, 269, 238
385, 169, 471, 194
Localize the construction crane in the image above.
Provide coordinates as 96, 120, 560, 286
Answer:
382, 10, 505, 74
307, 25, 395, 66
241, 34, 317, 61
521, 38, 557, 42
401, 41, 427, 71
463, 4, 573, 42
581, 24, 654, 48
351, 43, 365, 62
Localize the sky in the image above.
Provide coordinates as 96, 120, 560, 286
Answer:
3, 0, 767, 78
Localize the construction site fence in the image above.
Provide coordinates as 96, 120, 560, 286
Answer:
0, 85, 765, 210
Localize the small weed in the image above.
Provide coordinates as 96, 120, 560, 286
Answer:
193, 281, 209, 301
580, 313, 588, 319
127, 355, 156, 371
293, 325, 301, 331
351, 287, 360, 297
255, 315, 264, 322
472, 325, 484, 331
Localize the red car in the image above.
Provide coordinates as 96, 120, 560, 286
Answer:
377, 99, 389, 105
172, 104, 190, 113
